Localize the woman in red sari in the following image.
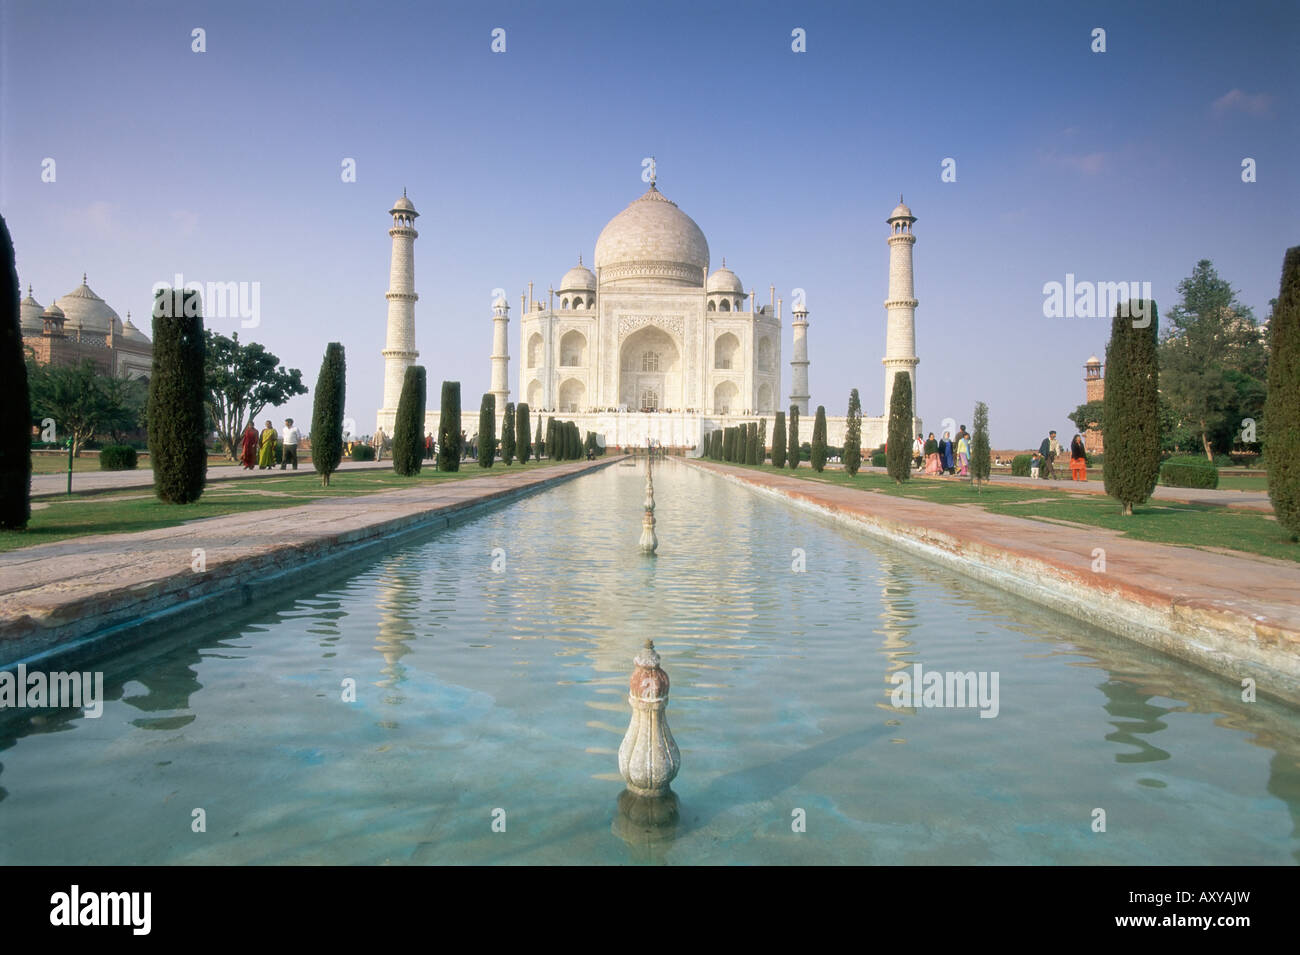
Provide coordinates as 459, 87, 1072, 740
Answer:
239, 422, 259, 469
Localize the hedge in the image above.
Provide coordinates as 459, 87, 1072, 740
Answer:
1160, 455, 1219, 489
1011, 454, 1032, 477
99, 445, 139, 471
351, 444, 376, 461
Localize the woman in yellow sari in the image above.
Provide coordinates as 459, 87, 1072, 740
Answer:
258, 419, 278, 469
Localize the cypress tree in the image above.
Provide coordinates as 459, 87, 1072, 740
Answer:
0, 214, 29, 529
516, 402, 531, 463
886, 373, 912, 484
1265, 246, 1300, 539
546, 417, 555, 459
1103, 299, 1161, 516
437, 380, 461, 471
811, 406, 828, 472
148, 288, 207, 503
772, 411, 787, 468
742, 422, 753, 465
843, 389, 862, 476
729, 426, 738, 462
392, 365, 426, 476
787, 406, 800, 469
758, 418, 767, 464
500, 402, 516, 465
310, 342, 346, 486
722, 427, 731, 461
535, 416, 543, 458
971, 400, 992, 490
477, 394, 496, 467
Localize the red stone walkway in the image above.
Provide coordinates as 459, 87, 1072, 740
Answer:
691, 460, 1300, 705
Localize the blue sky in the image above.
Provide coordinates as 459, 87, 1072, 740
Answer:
3, 0, 1295, 445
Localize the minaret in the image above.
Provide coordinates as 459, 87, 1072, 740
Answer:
489, 294, 510, 411
378, 190, 419, 433
883, 196, 919, 424
790, 301, 810, 415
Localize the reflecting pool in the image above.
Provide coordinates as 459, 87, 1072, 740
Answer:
1, 460, 1297, 864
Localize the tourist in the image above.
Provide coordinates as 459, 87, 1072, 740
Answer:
1030, 452, 1041, 479
1038, 430, 1058, 480
939, 431, 955, 475
425, 433, 433, 460
280, 418, 300, 470
956, 429, 971, 477
239, 422, 258, 470
258, 420, 277, 469
912, 433, 924, 470
372, 427, 386, 462
924, 433, 941, 474
1070, 433, 1088, 481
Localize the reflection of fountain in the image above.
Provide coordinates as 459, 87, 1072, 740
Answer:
638, 454, 658, 555
612, 788, 681, 850
875, 555, 919, 715
618, 640, 679, 795
373, 557, 420, 718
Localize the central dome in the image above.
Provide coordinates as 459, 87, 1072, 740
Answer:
593, 184, 709, 286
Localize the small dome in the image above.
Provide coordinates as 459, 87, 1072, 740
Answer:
491, 294, 509, 310
1085, 354, 1101, 366
120, 312, 151, 342
390, 191, 417, 216
42, 303, 65, 319
888, 196, 914, 220
560, 258, 596, 292
706, 263, 744, 295
20, 285, 44, 335
54, 276, 119, 334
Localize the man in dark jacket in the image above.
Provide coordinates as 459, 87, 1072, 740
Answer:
1038, 430, 1059, 479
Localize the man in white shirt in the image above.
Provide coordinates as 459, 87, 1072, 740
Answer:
280, 418, 301, 470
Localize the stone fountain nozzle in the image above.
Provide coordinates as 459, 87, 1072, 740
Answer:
617, 639, 680, 797
638, 453, 658, 555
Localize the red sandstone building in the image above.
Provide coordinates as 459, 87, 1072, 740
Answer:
19, 276, 152, 378
1083, 354, 1104, 453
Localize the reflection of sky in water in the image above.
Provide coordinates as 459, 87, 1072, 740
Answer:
0, 461, 1296, 864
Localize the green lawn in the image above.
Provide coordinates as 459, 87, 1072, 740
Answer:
2, 460, 562, 553
30, 453, 244, 474
727, 463, 1298, 563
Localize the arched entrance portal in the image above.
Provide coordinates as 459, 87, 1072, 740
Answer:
619, 325, 681, 411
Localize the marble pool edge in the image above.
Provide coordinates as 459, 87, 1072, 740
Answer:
691, 460, 1300, 708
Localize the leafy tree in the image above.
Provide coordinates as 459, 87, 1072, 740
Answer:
886, 374, 912, 484
516, 402, 531, 463
1067, 399, 1105, 436
27, 359, 112, 457
478, 393, 496, 467
500, 402, 516, 465
392, 365, 426, 476
310, 342, 346, 485
843, 389, 862, 476
1264, 247, 1300, 539
1158, 260, 1267, 460
811, 405, 828, 472
971, 401, 991, 490
203, 331, 307, 460
772, 411, 786, 468
0, 215, 29, 529
148, 289, 207, 503
1104, 299, 1161, 515
437, 381, 462, 471
787, 406, 800, 470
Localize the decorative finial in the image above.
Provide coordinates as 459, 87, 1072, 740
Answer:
403, 186, 407, 197
899, 193, 903, 204
619, 639, 678, 797
82, 272, 87, 284
721, 256, 726, 268
578, 254, 582, 266
650, 156, 656, 187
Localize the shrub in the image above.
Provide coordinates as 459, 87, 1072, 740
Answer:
148, 288, 207, 504
0, 214, 29, 529
392, 365, 427, 476
1103, 298, 1161, 515
811, 406, 827, 472
500, 402, 515, 465
1161, 455, 1219, 489
515, 402, 531, 463
1265, 246, 1300, 538
437, 381, 461, 471
311, 342, 346, 486
99, 445, 138, 470
843, 389, 862, 476
871, 451, 887, 467
772, 411, 786, 468
478, 393, 496, 468
886, 373, 912, 484
351, 444, 376, 461
1011, 454, 1032, 477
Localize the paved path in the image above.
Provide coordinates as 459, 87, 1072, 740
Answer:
850, 465, 1272, 511
692, 460, 1300, 704
29, 458, 396, 498
2, 458, 615, 663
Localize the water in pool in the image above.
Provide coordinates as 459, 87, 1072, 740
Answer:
1, 459, 1297, 864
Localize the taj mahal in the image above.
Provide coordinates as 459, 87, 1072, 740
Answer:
377, 178, 922, 450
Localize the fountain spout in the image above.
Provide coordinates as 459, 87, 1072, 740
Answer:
638, 453, 658, 555
618, 640, 680, 797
